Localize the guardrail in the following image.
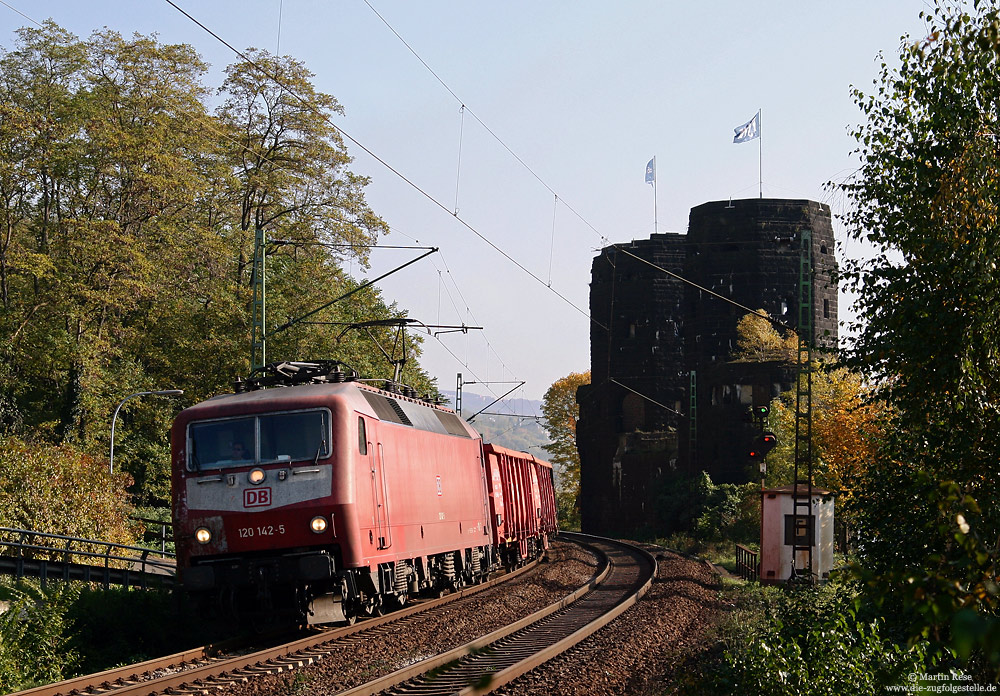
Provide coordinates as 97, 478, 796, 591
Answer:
0, 527, 175, 590
131, 516, 175, 555
735, 543, 759, 582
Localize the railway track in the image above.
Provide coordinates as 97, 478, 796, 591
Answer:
351, 533, 655, 695
14, 535, 653, 696
13, 553, 547, 696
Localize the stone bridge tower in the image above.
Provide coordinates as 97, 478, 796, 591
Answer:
577, 198, 838, 537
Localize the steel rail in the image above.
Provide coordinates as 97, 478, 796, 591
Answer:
335, 533, 653, 696
12, 556, 546, 696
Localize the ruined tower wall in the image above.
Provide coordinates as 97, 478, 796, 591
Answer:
577, 198, 838, 536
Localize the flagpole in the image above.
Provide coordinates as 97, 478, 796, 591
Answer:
758, 109, 762, 199
653, 155, 658, 232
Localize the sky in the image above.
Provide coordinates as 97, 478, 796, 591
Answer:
1, 1, 934, 406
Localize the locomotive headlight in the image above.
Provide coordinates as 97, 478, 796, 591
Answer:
248, 468, 266, 484
310, 516, 328, 534
194, 527, 212, 545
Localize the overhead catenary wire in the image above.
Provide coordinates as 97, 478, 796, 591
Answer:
120, 0, 549, 411
162, 0, 599, 332
454, 104, 465, 215
387, 225, 520, 390
3, 0, 808, 420
361, 0, 609, 247
162, 0, 797, 403
0, 0, 39, 26
351, 1, 807, 415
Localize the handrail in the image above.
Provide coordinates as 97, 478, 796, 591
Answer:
0, 527, 176, 588
0, 527, 175, 569
129, 516, 175, 554
0, 527, 174, 561
735, 543, 759, 582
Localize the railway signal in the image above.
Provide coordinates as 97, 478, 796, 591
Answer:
748, 432, 777, 460
743, 404, 770, 423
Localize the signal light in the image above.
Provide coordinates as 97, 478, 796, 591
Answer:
749, 431, 778, 459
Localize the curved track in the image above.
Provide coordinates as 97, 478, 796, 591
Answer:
15, 535, 654, 696
13, 558, 545, 696
346, 534, 655, 696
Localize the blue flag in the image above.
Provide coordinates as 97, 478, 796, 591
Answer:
645, 157, 655, 185
733, 112, 760, 143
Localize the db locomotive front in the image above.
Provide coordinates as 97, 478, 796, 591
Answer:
170, 361, 556, 626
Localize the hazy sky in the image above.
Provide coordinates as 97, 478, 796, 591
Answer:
2, 1, 933, 405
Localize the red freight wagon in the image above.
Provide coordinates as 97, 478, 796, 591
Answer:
483, 443, 558, 564
171, 363, 555, 626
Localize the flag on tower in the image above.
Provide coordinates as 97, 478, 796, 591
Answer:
645, 157, 655, 185
733, 112, 760, 143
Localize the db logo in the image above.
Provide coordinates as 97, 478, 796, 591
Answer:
243, 488, 272, 508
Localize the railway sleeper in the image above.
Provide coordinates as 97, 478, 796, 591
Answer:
265, 542, 503, 626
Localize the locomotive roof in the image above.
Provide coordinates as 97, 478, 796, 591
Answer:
176, 381, 481, 440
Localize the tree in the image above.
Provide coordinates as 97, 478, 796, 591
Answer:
216, 49, 386, 270
732, 310, 797, 363
763, 366, 888, 523
0, 23, 435, 509
541, 370, 589, 530
837, 0, 1000, 671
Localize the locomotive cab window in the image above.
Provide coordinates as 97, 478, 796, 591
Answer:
188, 409, 331, 471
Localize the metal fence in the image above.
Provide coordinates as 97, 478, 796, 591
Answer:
0, 527, 175, 590
132, 516, 175, 555
735, 543, 759, 582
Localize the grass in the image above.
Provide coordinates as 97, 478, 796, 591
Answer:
655, 532, 751, 575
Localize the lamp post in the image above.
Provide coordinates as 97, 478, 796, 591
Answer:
110, 390, 184, 474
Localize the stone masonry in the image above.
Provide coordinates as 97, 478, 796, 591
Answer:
577, 198, 838, 537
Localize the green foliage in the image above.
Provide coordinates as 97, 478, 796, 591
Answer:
656, 470, 759, 546
691, 473, 759, 545
0, 581, 81, 692
0, 580, 224, 690
714, 582, 940, 696
66, 586, 220, 674
836, 0, 1000, 672
0, 21, 432, 508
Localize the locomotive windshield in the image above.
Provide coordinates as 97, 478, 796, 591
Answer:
187, 409, 331, 471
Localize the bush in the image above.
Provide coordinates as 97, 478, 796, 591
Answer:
713, 581, 948, 695
0, 581, 80, 692
0, 436, 139, 544
67, 586, 215, 673
0, 579, 226, 690
656, 470, 759, 546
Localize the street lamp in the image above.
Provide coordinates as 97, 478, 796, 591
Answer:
110, 390, 184, 474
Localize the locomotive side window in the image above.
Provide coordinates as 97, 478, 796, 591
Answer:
187, 409, 331, 471
358, 417, 367, 455
259, 410, 329, 463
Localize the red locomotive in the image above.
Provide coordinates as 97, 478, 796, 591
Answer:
170, 361, 557, 624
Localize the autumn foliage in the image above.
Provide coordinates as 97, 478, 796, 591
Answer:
0, 436, 140, 546
541, 370, 590, 530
